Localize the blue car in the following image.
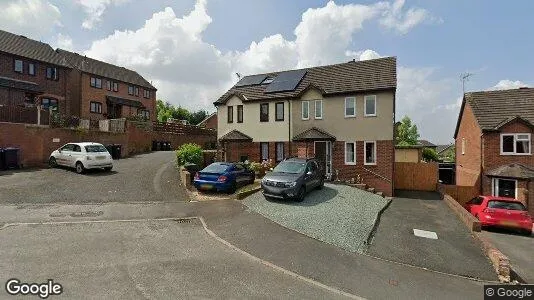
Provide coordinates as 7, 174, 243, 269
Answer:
193, 162, 255, 193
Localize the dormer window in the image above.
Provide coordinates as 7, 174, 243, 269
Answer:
262, 77, 274, 84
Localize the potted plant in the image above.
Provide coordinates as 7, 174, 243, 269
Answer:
248, 162, 263, 178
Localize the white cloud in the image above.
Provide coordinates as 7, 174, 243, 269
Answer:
54, 33, 74, 51
0, 0, 61, 37
379, 0, 439, 34
78, 0, 131, 30
84, 0, 440, 117
491, 79, 529, 90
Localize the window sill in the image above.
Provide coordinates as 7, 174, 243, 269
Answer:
364, 114, 377, 117
500, 153, 532, 156
344, 115, 356, 118
364, 162, 377, 166
314, 117, 323, 120
344, 162, 356, 166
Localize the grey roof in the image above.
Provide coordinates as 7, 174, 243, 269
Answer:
436, 144, 454, 154
0, 29, 69, 67
106, 95, 145, 108
219, 130, 253, 141
455, 88, 534, 137
57, 49, 156, 90
215, 57, 396, 104
293, 127, 336, 141
486, 163, 534, 179
418, 140, 437, 148
0, 76, 43, 93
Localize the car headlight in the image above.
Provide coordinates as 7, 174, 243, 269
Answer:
283, 182, 297, 188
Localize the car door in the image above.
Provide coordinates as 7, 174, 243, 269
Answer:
304, 162, 315, 190
233, 164, 247, 185
57, 144, 74, 166
70, 144, 83, 167
465, 196, 484, 216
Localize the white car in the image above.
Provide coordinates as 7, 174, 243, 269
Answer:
49, 142, 113, 174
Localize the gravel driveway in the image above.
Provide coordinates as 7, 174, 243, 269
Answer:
243, 183, 390, 253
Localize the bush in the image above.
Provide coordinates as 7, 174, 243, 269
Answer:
422, 148, 439, 162
176, 143, 203, 166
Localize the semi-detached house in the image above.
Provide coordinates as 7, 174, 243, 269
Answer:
214, 57, 397, 196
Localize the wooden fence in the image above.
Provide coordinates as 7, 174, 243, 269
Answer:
153, 121, 216, 136
0, 105, 49, 125
395, 162, 438, 191
437, 184, 479, 206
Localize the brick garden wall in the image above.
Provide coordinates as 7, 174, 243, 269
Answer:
0, 121, 216, 168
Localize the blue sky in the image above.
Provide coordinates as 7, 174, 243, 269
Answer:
1, 0, 532, 144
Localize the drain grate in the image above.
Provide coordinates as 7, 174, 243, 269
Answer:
174, 219, 193, 224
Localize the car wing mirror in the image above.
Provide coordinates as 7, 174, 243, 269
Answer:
306, 171, 313, 176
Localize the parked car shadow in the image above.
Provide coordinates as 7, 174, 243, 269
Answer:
484, 226, 533, 237
0, 167, 47, 176
83, 169, 118, 176
264, 186, 338, 207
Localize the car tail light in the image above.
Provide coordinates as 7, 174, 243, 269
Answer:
217, 175, 227, 182
194, 172, 199, 180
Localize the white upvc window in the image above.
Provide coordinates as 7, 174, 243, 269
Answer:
315, 100, 323, 119
302, 101, 309, 120
364, 141, 377, 165
500, 133, 531, 155
345, 142, 356, 165
492, 178, 518, 199
364, 95, 376, 117
345, 97, 356, 117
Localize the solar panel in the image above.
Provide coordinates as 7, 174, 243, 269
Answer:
264, 69, 307, 93
235, 74, 268, 87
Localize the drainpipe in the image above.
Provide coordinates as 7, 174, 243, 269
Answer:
288, 99, 291, 157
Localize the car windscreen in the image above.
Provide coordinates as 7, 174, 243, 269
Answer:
85, 145, 108, 153
487, 200, 526, 211
202, 163, 230, 174
272, 161, 306, 174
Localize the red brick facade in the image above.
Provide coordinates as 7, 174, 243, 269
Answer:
456, 103, 534, 214
0, 52, 70, 115
199, 113, 217, 129
76, 73, 156, 121
221, 139, 394, 196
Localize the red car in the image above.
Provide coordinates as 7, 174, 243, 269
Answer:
465, 196, 533, 234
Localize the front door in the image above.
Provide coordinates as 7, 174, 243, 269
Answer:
314, 141, 332, 178
107, 104, 122, 119
493, 178, 517, 199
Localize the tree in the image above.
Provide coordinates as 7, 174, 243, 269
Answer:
189, 110, 208, 125
442, 146, 455, 162
396, 115, 420, 146
156, 100, 209, 125
422, 148, 439, 162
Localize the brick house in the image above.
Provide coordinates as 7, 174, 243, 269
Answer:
56, 49, 157, 121
454, 88, 534, 214
214, 57, 397, 196
198, 112, 217, 129
0, 29, 71, 114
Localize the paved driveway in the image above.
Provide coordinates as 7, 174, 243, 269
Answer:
482, 229, 534, 283
366, 190, 497, 280
243, 183, 390, 253
0, 152, 187, 204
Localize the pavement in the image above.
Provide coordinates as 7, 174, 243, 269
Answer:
482, 229, 534, 283
243, 184, 389, 253
365, 190, 497, 281
0, 152, 499, 299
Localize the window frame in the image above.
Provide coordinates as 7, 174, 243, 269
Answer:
500, 133, 531, 155
492, 178, 518, 199
301, 101, 309, 120
260, 142, 269, 161
128, 85, 134, 95
113, 82, 119, 92
260, 103, 269, 122
364, 141, 377, 165
364, 95, 377, 117
41, 98, 58, 111
344, 97, 356, 118
14, 59, 23, 73
344, 142, 356, 165
138, 109, 150, 120
134, 87, 139, 97
90, 77, 102, 88
46, 67, 58, 81
143, 89, 150, 98
90, 101, 102, 114
314, 100, 323, 120
275, 142, 285, 162
28, 63, 35, 76
275, 102, 284, 121
237, 105, 243, 123
227, 106, 234, 123
106, 80, 112, 91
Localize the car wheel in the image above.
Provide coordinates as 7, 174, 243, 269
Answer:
49, 157, 57, 168
227, 182, 237, 194
316, 178, 324, 190
75, 162, 85, 174
104, 166, 113, 172
295, 187, 306, 202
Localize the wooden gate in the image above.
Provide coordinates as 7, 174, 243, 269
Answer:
395, 162, 438, 191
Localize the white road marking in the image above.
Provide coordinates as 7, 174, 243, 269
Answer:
413, 229, 438, 239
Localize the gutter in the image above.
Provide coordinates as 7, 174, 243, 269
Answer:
288, 99, 292, 155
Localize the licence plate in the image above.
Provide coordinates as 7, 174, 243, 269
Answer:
96, 156, 106, 160
200, 184, 213, 190
500, 220, 517, 227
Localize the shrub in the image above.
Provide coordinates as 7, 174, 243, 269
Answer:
176, 143, 203, 166
422, 148, 439, 162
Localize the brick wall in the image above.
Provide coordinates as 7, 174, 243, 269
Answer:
78, 73, 156, 121
0, 53, 68, 113
456, 103, 482, 188
201, 113, 217, 130
0, 121, 215, 167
